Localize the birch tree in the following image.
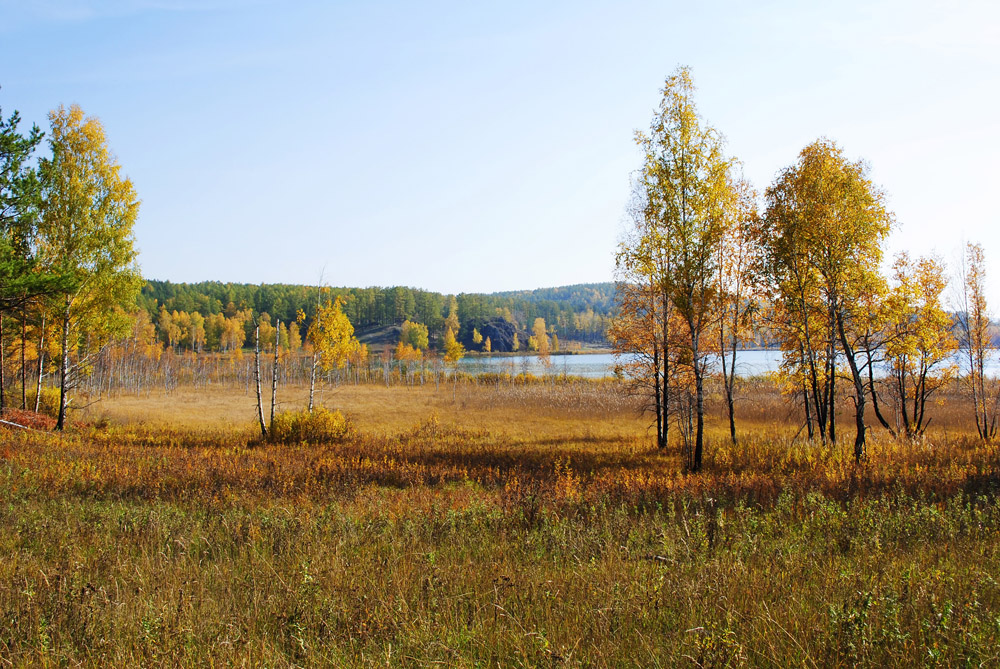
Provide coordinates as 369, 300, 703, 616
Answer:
443, 325, 465, 399
38, 105, 142, 429
635, 66, 735, 471
532, 317, 550, 366
306, 296, 360, 410
610, 177, 674, 449
884, 253, 956, 438
715, 176, 760, 444
957, 242, 998, 441
762, 139, 893, 462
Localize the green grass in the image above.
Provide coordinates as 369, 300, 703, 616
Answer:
3, 487, 999, 666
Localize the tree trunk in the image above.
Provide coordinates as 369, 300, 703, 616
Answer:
0, 311, 5, 414
836, 313, 866, 463
966, 344, 982, 439
660, 289, 670, 449
827, 314, 839, 444
56, 303, 71, 430
724, 346, 737, 445
798, 291, 827, 442
270, 320, 279, 426
896, 364, 910, 438
719, 304, 738, 446
827, 347, 836, 444
693, 358, 705, 472
308, 351, 317, 412
808, 352, 827, 442
35, 314, 45, 413
21, 310, 27, 410
254, 323, 267, 440
914, 363, 929, 436
867, 348, 895, 437
652, 347, 663, 449
803, 378, 814, 440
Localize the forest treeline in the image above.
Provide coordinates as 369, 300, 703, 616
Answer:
139, 280, 614, 350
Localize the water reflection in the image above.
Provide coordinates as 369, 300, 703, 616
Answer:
454, 350, 1000, 379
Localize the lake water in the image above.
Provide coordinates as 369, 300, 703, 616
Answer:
456, 350, 1000, 379
456, 350, 785, 378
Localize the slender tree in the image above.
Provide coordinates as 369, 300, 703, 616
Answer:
443, 323, 465, 399
38, 105, 142, 429
957, 242, 998, 441
270, 318, 280, 425
636, 66, 735, 471
532, 317, 550, 367
715, 175, 760, 444
884, 253, 956, 438
444, 296, 459, 339
253, 317, 267, 439
610, 177, 673, 449
306, 296, 360, 410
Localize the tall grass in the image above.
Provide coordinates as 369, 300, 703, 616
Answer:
2, 380, 999, 666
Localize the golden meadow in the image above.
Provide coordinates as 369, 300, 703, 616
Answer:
2, 375, 999, 666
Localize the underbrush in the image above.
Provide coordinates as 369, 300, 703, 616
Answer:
0, 387, 61, 422
3, 418, 997, 511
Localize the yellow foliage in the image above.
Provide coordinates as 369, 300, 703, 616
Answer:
309, 297, 360, 371
443, 326, 464, 364
400, 320, 429, 350
268, 407, 351, 443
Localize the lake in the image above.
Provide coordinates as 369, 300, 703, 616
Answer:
456, 350, 785, 378
455, 350, 1000, 379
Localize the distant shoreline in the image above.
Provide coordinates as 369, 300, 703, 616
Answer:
464, 347, 783, 358
465, 348, 612, 357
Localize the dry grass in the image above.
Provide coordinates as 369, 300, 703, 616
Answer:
2, 378, 999, 666
89, 378, 645, 440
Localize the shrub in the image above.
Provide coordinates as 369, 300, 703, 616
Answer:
268, 407, 351, 443
23, 387, 62, 418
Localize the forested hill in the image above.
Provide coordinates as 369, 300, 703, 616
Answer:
491, 284, 615, 313
139, 280, 615, 344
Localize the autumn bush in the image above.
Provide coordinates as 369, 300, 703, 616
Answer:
267, 407, 352, 444
20, 386, 62, 418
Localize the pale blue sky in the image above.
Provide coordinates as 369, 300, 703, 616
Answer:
2, 0, 998, 299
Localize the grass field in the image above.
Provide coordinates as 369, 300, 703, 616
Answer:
2, 378, 999, 666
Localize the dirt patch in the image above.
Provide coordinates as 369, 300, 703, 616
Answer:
355, 324, 402, 351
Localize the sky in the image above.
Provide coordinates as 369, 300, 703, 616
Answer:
1, 0, 998, 299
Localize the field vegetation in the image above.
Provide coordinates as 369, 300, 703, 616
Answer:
3, 377, 1000, 666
